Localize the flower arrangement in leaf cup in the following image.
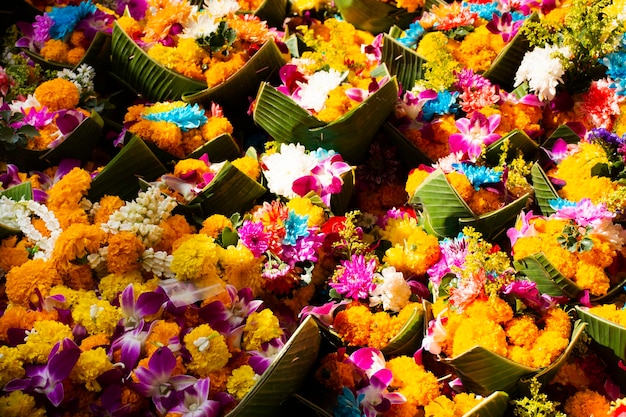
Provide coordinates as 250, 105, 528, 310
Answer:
575, 301, 626, 363
422, 227, 586, 397
259, 142, 354, 215
303, 345, 510, 416
119, 100, 241, 167
0, 64, 104, 171
144, 148, 266, 218
110, 0, 286, 109
252, 17, 398, 164
509, 198, 626, 302
301, 208, 444, 356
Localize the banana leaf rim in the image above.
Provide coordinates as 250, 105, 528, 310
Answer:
575, 305, 626, 361
22, 31, 112, 71
530, 163, 559, 216
464, 390, 509, 417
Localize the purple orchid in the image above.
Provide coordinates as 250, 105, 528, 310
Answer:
89, 384, 132, 417
345, 76, 389, 103
110, 319, 156, 370
163, 377, 221, 417
248, 337, 285, 374
396, 89, 438, 121
363, 33, 383, 64
276, 64, 307, 96
542, 138, 579, 164
199, 285, 263, 335
0, 163, 22, 189
16, 15, 53, 52
119, 283, 166, 330
507, 209, 538, 248
5, 338, 81, 406
132, 346, 197, 414
486, 12, 523, 42
349, 347, 386, 377
76, 8, 115, 41
449, 111, 501, 162
357, 368, 406, 417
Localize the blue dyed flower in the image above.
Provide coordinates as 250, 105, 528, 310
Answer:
398, 21, 425, 48
548, 198, 577, 211
452, 163, 502, 190
48, 1, 97, 40
282, 210, 309, 246
464, 1, 500, 20
421, 90, 460, 121
334, 387, 366, 417
601, 51, 626, 95
143, 103, 208, 132
310, 147, 337, 162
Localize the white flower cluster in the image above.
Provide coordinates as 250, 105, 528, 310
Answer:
141, 247, 174, 279
515, 44, 572, 101
260, 143, 318, 199
296, 69, 347, 113
101, 186, 177, 246
57, 64, 96, 95
369, 266, 412, 312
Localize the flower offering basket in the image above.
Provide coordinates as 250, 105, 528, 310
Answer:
252, 66, 398, 165
110, 22, 286, 111
334, 0, 421, 35
575, 306, 626, 362
409, 169, 530, 240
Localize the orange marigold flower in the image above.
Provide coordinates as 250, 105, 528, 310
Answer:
5, 259, 63, 306
52, 223, 105, 271
563, 389, 610, 417
106, 231, 146, 275
153, 214, 196, 253
205, 51, 247, 88
80, 334, 110, 352
0, 236, 30, 273
200, 214, 232, 238
40, 39, 69, 64
387, 355, 441, 407
67, 47, 86, 66
34, 78, 80, 111
47, 167, 92, 211
0, 305, 57, 343
333, 303, 373, 347
93, 195, 125, 225
314, 352, 358, 393
505, 315, 539, 347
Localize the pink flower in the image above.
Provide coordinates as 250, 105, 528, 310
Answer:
486, 12, 523, 42
449, 111, 501, 161
329, 254, 377, 300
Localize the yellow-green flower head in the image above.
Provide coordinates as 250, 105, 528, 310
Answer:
70, 347, 115, 392
0, 391, 46, 417
183, 324, 231, 377
226, 364, 259, 400
171, 234, 220, 281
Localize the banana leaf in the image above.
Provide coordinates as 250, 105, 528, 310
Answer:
541, 123, 583, 150
458, 193, 530, 241
225, 315, 321, 417
182, 38, 286, 112
576, 306, 626, 361
530, 163, 559, 216
334, 0, 420, 34
252, 69, 398, 165
484, 129, 539, 165
187, 160, 267, 217
188, 0, 287, 27
513, 253, 581, 298
382, 122, 434, 168
381, 32, 425, 92
380, 302, 424, 356
482, 12, 539, 91
465, 391, 509, 417
2, 111, 104, 172
0, 182, 33, 238
445, 320, 585, 397
88, 135, 167, 202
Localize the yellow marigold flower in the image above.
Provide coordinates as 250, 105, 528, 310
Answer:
452, 316, 508, 357
528, 330, 569, 368
19, 320, 73, 364
405, 168, 431, 197
72, 295, 121, 336
589, 304, 626, 327
226, 364, 258, 400
6, 258, 62, 306
316, 85, 356, 122
463, 297, 514, 325
505, 315, 539, 347
0, 345, 25, 388
173, 158, 212, 178
117, 15, 142, 37
200, 214, 233, 238
468, 188, 504, 215
49, 285, 80, 307
205, 51, 247, 87
446, 171, 474, 202
201, 116, 234, 142
171, 234, 220, 281
387, 355, 440, 407
93, 195, 125, 225
395, 0, 424, 13
232, 155, 261, 181
453, 392, 481, 413
543, 307, 572, 339
184, 324, 231, 377
563, 389, 610, 417
380, 214, 420, 245
242, 309, 283, 351
40, 39, 69, 64
574, 262, 610, 296
383, 228, 440, 276
0, 235, 30, 273
70, 347, 114, 391
98, 269, 145, 303
129, 119, 184, 158
34, 77, 80, 111
452, 25, 504, 73
218, 243, 264, 296
286, 197, 326, 227
142, 2, 193, 43
0, 391, 46, 417
106, 231, 146, 275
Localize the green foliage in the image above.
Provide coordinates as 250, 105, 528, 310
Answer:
196, 22, 238, 57
0, 111, 38, 150
557, 222, 594, 253
512, 378, 566, 417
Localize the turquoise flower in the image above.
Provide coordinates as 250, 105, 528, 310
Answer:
398, 22, 425, 48
422, 90, 460, 121
452, 163, 502, 190
48, 2, 97, 40
143, 103, 208, 132
548, 198, 577, 211
282, 210, 309, 246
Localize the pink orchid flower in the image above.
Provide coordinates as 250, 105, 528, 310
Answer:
449, 111, 501, 161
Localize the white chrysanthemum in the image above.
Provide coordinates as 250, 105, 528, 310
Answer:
369, 266, 412, 312
261, 143, 318, 199
179, 11, 220, 39
296, 69, 346, 113
514, 44, 572, 101
203, 0, 239, 18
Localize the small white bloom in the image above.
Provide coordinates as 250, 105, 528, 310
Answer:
261, 143, 318, 199
369, 266, 411, 312
296, 69, 347, 113
515, 44, 572, 101
203, 0, 239, 18
180, 11, 220, 39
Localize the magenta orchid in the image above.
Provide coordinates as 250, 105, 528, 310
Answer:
449, 111, 501, 161
291, 152, 352, 207
163, 377, 222, 417
110, 319, 156, 369
486, 12, 523, 42
395, 89, 438, 121
299, 300, 349, 327
199, 285, 263, 334
119, 283, 166, 330
5, 338, 81, 406
248, 337, 286, 374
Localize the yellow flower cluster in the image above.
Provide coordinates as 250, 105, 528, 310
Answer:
242, 309, 283, 351
381, 215, 440, 276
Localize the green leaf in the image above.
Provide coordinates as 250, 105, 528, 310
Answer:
409, 169, 474, 238
483, 12, 539, 91
380, 303, 424, 356
251, 0, 288, 28
111, 22, 207, 102
225, 316, 321, 417
381, 32, 425, 92
530, 163, 559, 216
253, 69, 398, 165
188, 161, 267, 217
329, 169, 355, 216
458, 193, 530, 241
88, 135, 168, 202
382, 122, 434, 168
484, 129, 539, 165
513, 253, 581, 298
576, 306, 626, 361
465, 391, 509, 417
542, 124, 582, 150
334, 0, 421, 34
182, 38, 286, 112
